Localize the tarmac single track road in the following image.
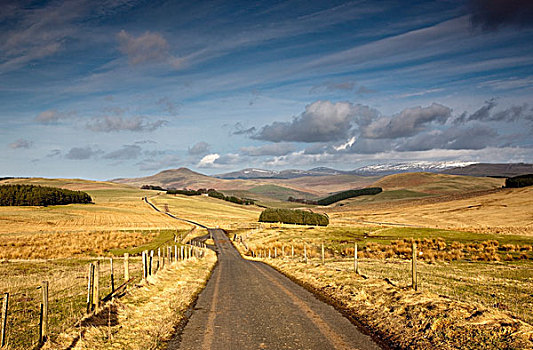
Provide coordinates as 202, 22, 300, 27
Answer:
170, 229, 382, 350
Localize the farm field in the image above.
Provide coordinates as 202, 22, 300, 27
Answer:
150, 192, 261, 227
328, 186, 533, 236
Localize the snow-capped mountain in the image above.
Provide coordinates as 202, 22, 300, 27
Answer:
215, 162, 479, 179
351, 161, 477, 176
214, 167, 350, 179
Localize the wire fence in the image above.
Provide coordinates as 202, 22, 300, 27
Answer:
0, 241, 208, 349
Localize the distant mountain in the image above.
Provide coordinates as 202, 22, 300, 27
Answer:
440, 163, 533, 177
112, 167, 223, 189
350, 161, 476, 176
214, 167, 351, 179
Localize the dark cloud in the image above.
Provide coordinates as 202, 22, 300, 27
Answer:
346, 138, 392, 154
232, 123, 256, 135
9, 139, 33, 149
361, 103, 451, 139
241, 143, 295, 156
454, 100, 532, 124
65, 146, 101, 160
104, 145, 142, 160
253, 101, 361, 143
117, 30, 183, 68
188, 141, 210, 155
469, 0, 533, 30
396, 124, 498, 152
86, 116, 168, 132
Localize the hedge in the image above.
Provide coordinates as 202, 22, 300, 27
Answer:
259, 208, 329, 226
317, 187, 382, 206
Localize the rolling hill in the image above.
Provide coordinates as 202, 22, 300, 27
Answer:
440, 163, 533, 177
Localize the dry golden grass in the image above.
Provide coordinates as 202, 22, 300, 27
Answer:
150, 192, 261, 227
328, 186, 533, 236
0, 230, 160, 259
0, 178, 190, 237
262, 258, 533, 349
0, 178, 194, 259
46, 249, 217, 350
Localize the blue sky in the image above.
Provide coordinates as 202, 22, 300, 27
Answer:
1, 0, 532, 179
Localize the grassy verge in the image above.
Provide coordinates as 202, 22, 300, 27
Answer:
46, 249, 217, 349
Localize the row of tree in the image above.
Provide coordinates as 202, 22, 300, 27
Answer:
259, 208, 329, 226
165, 187, 254, 205
0, 184, 92, 206
505, 174, 533, 188
316, 187, 382, 206
287, 187, 383, 206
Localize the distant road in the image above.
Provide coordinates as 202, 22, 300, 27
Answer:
169, 229, 382, 350
143, 196, 208, 228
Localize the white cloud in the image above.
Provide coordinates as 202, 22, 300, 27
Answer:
334, 136, 356, 151
197, 153, 220, 168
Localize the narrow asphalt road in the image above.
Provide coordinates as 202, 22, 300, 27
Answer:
169, 229, 382, 350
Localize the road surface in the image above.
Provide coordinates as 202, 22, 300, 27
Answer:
170, 229, 382, 350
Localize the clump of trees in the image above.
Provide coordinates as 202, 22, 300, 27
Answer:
316, 187, 382, 206
505, 174, 533, 188
166, 188, 254, 205
287, 197, 318, 205
141, 184, 166, 191
0, 184, 92, 206
259, 208, 329, 226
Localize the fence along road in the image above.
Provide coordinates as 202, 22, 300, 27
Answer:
170, 228, 382, 350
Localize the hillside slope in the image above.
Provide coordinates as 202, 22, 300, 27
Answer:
373, 172, 504, 194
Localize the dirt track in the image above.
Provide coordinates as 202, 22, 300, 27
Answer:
170, 229, 381, 350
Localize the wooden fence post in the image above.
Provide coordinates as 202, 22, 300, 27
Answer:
354, 243, 359, 274
94, 261, 100, 312
412, 242, 418, 291
87, 263, 94, 313
142, 251, 147, 279
39, 281, 48, 344
110, 258, 115, 293
291, 245, 294, 258
124, 253, 129, 281
274, 247, 277, 259
168, 247, 172, 264
149, 250, 154, 276
321, 243, 325, 265
181, 246, 184, 260
157, 248, 161, 272
1, 293, 8, 347
175, 245, 178, 262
